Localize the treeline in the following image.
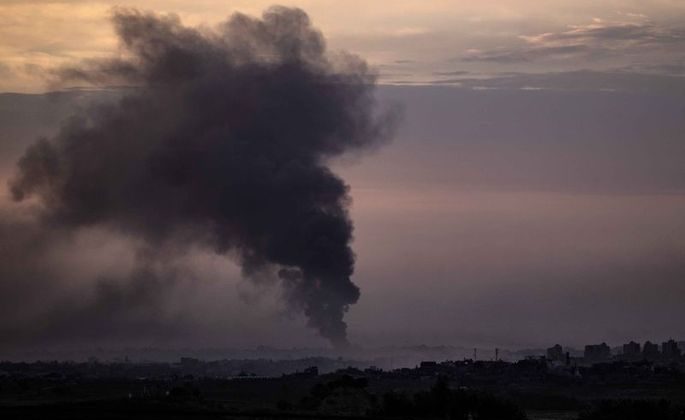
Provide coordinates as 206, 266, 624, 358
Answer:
297, 375, 527, 419
298, 375, 685, 420
579, 399, 685, 420
376, 377, 527, 420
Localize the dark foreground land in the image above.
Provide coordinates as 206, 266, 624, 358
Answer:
1, 358, 685, 419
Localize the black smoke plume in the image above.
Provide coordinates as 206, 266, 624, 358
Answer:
9, 6, 395, 347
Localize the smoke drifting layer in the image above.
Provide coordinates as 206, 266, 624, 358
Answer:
9, 7, 394, 347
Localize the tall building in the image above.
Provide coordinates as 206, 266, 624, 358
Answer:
622, 341, 641, 358
546, 344, 564, 361
584, 343, 611, 362
662, 339, 682, 359
643, 341, 660, 359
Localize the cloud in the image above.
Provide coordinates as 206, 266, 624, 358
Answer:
0, 62, 14, 78
432, 70, 471, 76
629, 61, 685, 76
462, 20, 685, 64
463, 45, 594, 63
428, 69, 685, 94
523, 20, 685, 45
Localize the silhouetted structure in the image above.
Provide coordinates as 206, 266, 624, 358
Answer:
622, 341, 641, 358
662, 339, 682, 359
180, 357, 200, 367
584, 343, 611, 362
643, 341, 660, 359
419, 361, 438, 369
546, 344, 564, 361
1, 349, 684, 419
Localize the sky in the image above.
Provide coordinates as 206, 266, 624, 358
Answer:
1, 1, 685, 356
2, 0, 685, 91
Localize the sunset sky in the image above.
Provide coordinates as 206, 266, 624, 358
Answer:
2, 0, 685, 91
1, 1, 684, 356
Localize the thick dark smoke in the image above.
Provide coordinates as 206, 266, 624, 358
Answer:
9, 6, 395, 347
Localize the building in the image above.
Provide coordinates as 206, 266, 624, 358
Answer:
584, 343, 611, 362
622, 341, 641, 358
643, 341, 660, 359
662, 339, 682, 359
546, 344, 564, 361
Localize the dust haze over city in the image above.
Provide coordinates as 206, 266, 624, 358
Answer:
1, 1, 685, 419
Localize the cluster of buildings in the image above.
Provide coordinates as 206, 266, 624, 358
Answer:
621, 339, 682, 360
545, 339, 683, 365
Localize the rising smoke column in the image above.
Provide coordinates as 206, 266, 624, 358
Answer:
9, 6, 395, 347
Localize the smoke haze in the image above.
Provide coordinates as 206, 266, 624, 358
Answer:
2, 4, 685, 357
6, 6, 395, 348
